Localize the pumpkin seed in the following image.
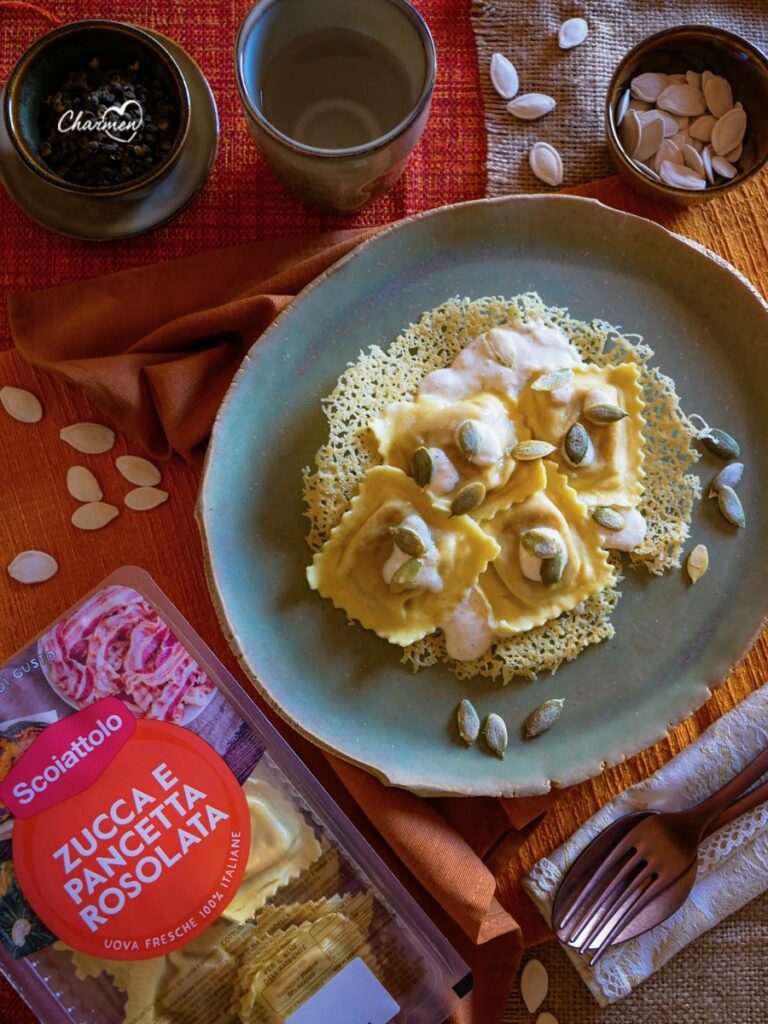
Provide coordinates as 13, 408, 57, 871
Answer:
450, 481, 486, 516
540, 550, 565, 586
708, 462, 744, 497
711, 107, 746, 156
520, 958, 549, 1013
630, 72, 669, 103
391, 557, 423, 588
124, 487, 169, 511
457, 419, 482, 461
411, 446, 434, 487
532, 368, 573, 392
529, 141, 564, 186
689, 114, 716, 141
634, 115, 664, 162
0, 386, 43, 423
536, 1013, 559, 1024
66, 466, 102, 503
71, 502, 119, 531
592, 506, 625, 531
583, 403, 627, 424
717, 485, 745, 527
390, 525, 427, 557
712, 155, 737, 179
702, 145, 715, 184
7, 550, 58, 584
116, 455, 161, 487
616, 88, 630, 126
564, 422, 590, 465
558, 16, 588, 49
683, 143, 705, 177
686, 543, 709, 583
483, 713, 508, 759
507, 93, 557, 121
659, 160, 707, 190
522, 529, 561, 559
484, 329, 516, 367
512, 440, 556, 460
60, 422, 116, 454
686, 70, 702, 90
457, 699, 480, 745
703, 74, 733, 118
524, 698, 564, 739
656, 83, 706, 117
490, 53, 519, 100
700, 427, 740, 459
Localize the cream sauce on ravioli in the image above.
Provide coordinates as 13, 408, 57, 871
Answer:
419, 321, 584, 402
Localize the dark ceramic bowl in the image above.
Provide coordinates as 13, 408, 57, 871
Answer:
3, 19, 191, 198
606, 25, 768, 206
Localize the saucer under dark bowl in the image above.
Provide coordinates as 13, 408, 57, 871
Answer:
3, 19, 191, 198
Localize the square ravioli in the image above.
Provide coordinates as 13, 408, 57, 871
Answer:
370, 392, 545, 520
518, 363, 646, 507
480, 462, 615, 635
306, 466, 499, 646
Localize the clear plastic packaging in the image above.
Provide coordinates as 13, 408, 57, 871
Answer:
0, 567, 470, 1024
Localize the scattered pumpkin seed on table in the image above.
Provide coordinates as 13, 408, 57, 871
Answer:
0, 386, 43, 423
116, 455, 162, 487
60, 422, 116, 454
490, 52, 519, 100
124, 487, 169, 511
7, 550, 58, 584
66, 466, 103, 503
520, 958, 549, 1014
456, 699, 480, 745
529, 141, 564, 186
509, 93, 557, 121
71, 502, 119, 531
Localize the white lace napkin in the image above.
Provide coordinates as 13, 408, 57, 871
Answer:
523, 684, 768, 1005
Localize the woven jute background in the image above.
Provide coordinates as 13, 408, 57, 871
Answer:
503, 890, 768, 1023
471, 0, 768, 197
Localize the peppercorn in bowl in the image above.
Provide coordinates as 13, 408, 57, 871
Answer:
3, 19, 190, 197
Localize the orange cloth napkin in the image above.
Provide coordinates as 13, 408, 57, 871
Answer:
5, 173, 768, 1023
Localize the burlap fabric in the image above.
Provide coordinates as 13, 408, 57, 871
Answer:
503, 890, 768, 1023
471, 0, 768, 196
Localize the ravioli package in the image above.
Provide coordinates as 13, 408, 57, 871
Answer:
0, 568, 470, 1024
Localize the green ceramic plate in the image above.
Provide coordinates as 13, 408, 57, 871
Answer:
198, 195, 768, 797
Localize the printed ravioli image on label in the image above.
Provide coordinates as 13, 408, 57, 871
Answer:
3, 702, 250, 960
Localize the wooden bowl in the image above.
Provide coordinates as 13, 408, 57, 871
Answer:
605, 25, 768, 206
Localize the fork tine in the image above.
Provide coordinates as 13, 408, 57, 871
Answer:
559, 847, 639, 944
588, 871, 665, 966
557, 838, 639, 935
575, 861, 653, 955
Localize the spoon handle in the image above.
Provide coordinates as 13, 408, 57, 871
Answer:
690, 745, 768, 833
704, 776, 768, 839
